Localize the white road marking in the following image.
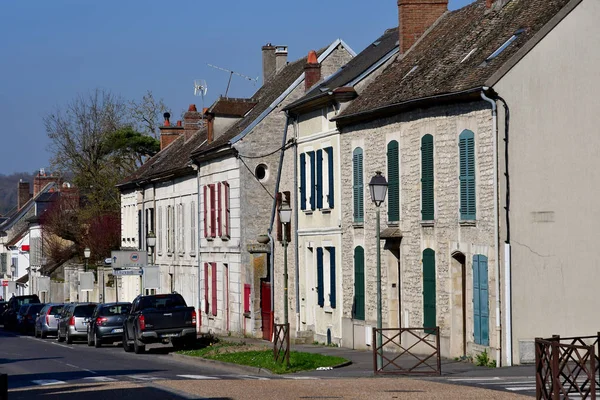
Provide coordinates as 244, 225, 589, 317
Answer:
82, 368, 97, 374
282, 376, 319, 380
50, 342, 73, 349
128, 375, 160, 381
65, 363, 79, 368
83, 376, 117, 382
237, 375, 270, 380
32, 379, 66, 386
482, 381, 535, 386
177, 375, 220, 380
506, 386, 537, 391
448, 377, 502, 382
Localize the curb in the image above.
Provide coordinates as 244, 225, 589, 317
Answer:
170, 353, 274, 376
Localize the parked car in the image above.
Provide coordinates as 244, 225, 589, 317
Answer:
57, 303, 97, 344
0, 301, 7, 325
123, 293, 196, 354
16, 304, 29, 332
35, 303, 64, 338
2, 295, 40, 330
19, 303, 45, 334
87, 302, 131, 348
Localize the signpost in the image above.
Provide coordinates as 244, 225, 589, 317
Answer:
112, 268, 143, 276
110, 251, 147, 269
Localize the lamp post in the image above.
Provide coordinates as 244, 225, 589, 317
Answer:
146, 232, 156, 296
369, 171, 388, 371
279, 202, 292, 368
84, 247, 91, 302
10, 264, 15, 282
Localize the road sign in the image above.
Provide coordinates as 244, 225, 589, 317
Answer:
112, 268, 142, 276
111, 251, 147, 269
1, 280, 7, 287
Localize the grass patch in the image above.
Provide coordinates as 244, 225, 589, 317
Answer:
179, 342, 348, 374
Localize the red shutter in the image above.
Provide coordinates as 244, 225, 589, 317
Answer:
203, 186, 208, 238
224, 182, 230, 238
210, 185, 216, 238
217, 182, 222, 238
244, 284, 251, 313
211, 262, 218, 316
204, 263, 209, 314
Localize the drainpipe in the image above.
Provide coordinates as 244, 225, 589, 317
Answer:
481, 88, 501, 367
268, 113, 291, 334
293, 117, 300, 331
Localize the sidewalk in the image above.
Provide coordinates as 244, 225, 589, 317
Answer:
216, 335, 534, 379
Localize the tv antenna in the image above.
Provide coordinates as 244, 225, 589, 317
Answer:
207, 64, 258, 97
193, 79, 208, 111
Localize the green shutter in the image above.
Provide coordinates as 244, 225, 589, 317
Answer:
309, 151, 316, 210
354, 246, 365, 320
329, 247, 336, 309
459, 130, 476, 220
473, 254, 489, 346
387, 140, 400, 222
421, 135, 434, 221
326, 147, 334, 208
317, 248, 324, 307
316, 149, 323, 209
423, 248, 436, 333
300, 153, 306, 210
353, 148, 364, 223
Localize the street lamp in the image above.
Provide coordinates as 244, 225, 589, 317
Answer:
84, 247, 91, 302
279, 202, 292, 367
369, 171, 388, 370
10, 264, 16, 281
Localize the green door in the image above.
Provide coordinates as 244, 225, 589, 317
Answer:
423, 249, 436, 332
354, 246, 365, 320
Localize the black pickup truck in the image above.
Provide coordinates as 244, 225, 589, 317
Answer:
122, 293, 197, 354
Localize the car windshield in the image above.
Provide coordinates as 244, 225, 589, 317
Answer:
74, 305, 97, 318
16, 297, 40, 307
139, 295, 186, 310
27, 304, 44, 315
100, 304, 130, 316
49, 305, 64, 315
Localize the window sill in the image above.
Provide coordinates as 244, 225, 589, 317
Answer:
303, 210, 314, 215
190, 253, 196, 257
353, 222, 364, 229
387, 221, 399, 227
321, 208, 332, 214
459, 220, 477, 227
220, 235, 231, 241
421, 220, 435, 227
323, 306, 333, 314
206, 237, 214, 242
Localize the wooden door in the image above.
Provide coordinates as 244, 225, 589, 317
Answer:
260, 282, 272, 341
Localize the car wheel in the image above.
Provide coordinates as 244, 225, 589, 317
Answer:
133, 330, 145, 354
94, 331, 101, 348
66, 330, 73, 344
87, 331, 94, 346
122, 332, 133, 352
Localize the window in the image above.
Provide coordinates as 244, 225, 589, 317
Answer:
255, 164, 268, 181
300, 148, 334, 212
317, 248, 324, 307
316, 149, 323, 209
178, 203, 184, 254
223, 182, 230, 238
387, 140, 399, 222
486, 29, 525, 62
323, 147, 334, 209
353, 148, 364, 223
300, 153, 307, 210
473, 254, 489, 345
210, 185, 216, 238
327, 247, 336, 309
157, 207, 163, 254
211, 262, 218, 316
190, 201, 196, 254
203, 185, 218, 239
459, 130, 476, 220
308, 151, 316, 210
167, 205, 174, 253
204, 263, 209, 314
421, 134, 434, 221
353, 246, 365, 320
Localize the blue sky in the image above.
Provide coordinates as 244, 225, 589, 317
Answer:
0, 0, 474, 174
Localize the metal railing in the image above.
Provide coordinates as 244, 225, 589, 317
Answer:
373, 327, 441, 375
536, 334, 600, 399
273, 323, 290, 366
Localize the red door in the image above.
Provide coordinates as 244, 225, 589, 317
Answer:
260, 282, 273, 341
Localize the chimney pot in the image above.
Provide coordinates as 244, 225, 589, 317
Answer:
176, 120, 182, 127
398, 0, 448, 53
304, 50, 321, 92
275, 45, 288, 73
188, 104, 197, 112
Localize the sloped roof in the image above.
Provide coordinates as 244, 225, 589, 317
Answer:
0, 182, 57, 232
338, 0, 574, 121
208, 97, 257, 117
191, 47, 329, 158
285, 28, 399, 111
118, 127, 208, 189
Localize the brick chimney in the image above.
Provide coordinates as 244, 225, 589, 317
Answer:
262, 43, 276, 83
275, 46, 288, 73
304, 50, 321, 92
398, 0, 448, 53
17, 180, 31, 210
33, 169, 61, 196
159, 111, 183, 150
183, 104, 203, 141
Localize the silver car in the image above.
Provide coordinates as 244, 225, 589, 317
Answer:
34, 303, 64, 338
57, 303, 97, 344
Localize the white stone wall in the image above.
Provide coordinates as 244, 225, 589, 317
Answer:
340, 102, 497, 358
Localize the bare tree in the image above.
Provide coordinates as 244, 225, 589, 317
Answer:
128, 90, 168, 139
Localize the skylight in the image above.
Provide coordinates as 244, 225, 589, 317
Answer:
372, 40, 381, 47
461, 48, 478, 63
486, 28, 525, 61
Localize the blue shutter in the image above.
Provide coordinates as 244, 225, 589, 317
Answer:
387, 141, 400, 222
300, 153, 306, 210
316, 149, 323, 209
309, 151, 316, 210
354, 246, 365, 320
473, 254, 489, 346
353, 148, 364, 222
317, 248, 324, 307
326, 147, 334, 209
329, 247, 336, 308
421, 135, 434, 220
473, 255, 481, 345
459, 130, 476, 220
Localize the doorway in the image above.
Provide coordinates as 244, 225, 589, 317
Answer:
451, 252, 466, 357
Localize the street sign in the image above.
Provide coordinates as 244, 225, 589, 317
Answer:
112, 268, 142, 276
1, 280, 7, 287
111, 251, 147, 269
143, 266, 160, 290
79, 272, 95, 292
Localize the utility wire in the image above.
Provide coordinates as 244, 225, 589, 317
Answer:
236, 141, 294, 159
237, 155, 275, 200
